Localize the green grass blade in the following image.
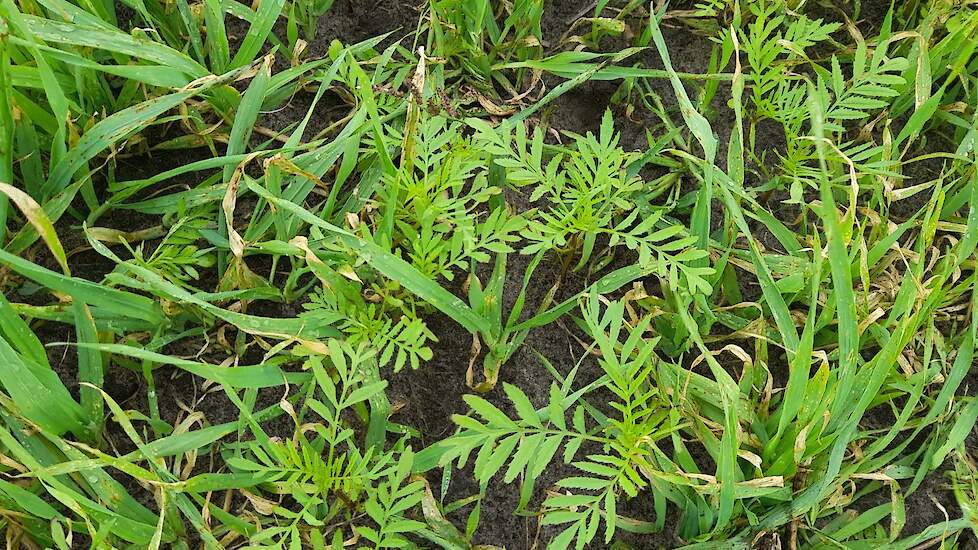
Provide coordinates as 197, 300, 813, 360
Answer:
228, 0, 285, 69
0, 247, 165, 326
0, 338, 86, 435
808, 82, 860, 428
74, 302, 104, 436
81, 343, 291, 389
